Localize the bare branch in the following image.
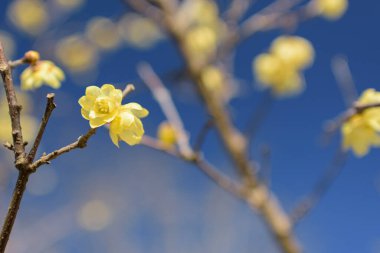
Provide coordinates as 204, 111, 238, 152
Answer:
30, 128, 97, 171
122, 84, 136, 98
27, 93, 56, 162
193, 119, 214, 153
137, 62, 193, 158
331, 55, 358, 107
141, 136, 243, 199
0, 171, 30, 253
290, 149, 347, 223
0, 41, 26, 166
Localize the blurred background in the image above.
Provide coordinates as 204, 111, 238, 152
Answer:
0, 0, 380, 252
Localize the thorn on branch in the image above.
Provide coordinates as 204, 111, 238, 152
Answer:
3, 142, 14, 151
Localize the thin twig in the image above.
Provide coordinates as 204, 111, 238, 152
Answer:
137, 62, 193, 158
0, 41, 26, 166
193, 119, 214, 153
30, 128, 97, 171
0, 171, 30, 253
141, 136, 243, 198
27, 93, 56, 162
122, 84, 135, 98
290, 149, 347, 224
331, 55, 358, 107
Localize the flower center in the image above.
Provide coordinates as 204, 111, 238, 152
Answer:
95, 98, 111, 114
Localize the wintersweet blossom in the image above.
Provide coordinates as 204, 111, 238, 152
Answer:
79, 84, 122, 128
21, 60, 65, 90
109, 103, 149, 146
253, 53, 304, 96
157, 122, 177, 148
342, 89, 380, 157
315, 0, 348, 20
271, 36, 314, 70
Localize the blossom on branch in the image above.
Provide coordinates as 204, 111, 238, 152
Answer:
342, 89, 380, 157
109, 103, 149, 146
314, 0, 348, 20
79, 84, 122, 128
21, 60, 65, 90
253, 36, 314, 97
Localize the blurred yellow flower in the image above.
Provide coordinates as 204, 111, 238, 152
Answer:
55, 35, 98, 73
271, 36, 315, 70
0, 31, 16, 59
86, 17, 121, 50
79, 84, 123, 128
315, 0, 348, 20
109, 103, 149, 146
253, 53, 304, 97
176, 0, 219, 29
21, 61, 65, 90
8, 0, 48, 36
0, 91, 38, 143
53, 0, 84, 11
118, 14, 163, 49
157, 122, 177, 148
184, 25, 217, 56
342, 89, 380, 157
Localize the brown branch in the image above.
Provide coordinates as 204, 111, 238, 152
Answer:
0, 41, 26, 167
0, 171, 30, 253
193, 119, 214, 153
141, 136, 243, 199
331, 55, 358, 107
27, 93, 56, 162
290, 149, 347, 224
30, 128, 96, 171
137, 62, 193, 158
139, 3, 301, 253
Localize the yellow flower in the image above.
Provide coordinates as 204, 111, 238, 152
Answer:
109, 103, 149, 146
342, 115, 380, 157
78, 84, 123, 128
86, 17, 121, 50
270, 36, 314, 70
184, 25, 217, 56
21, 61, 65, 90
315, 0, 348, 20
8, 0, 48, 36
253, 53, 304, 97
341, 89, 380, 157
157, 122, 177, 148
118, 14, 163, 49
55, 35, 98, 73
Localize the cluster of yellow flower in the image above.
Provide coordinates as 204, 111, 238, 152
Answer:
79, 84, 149, 146
0, 91, 38, 143
315, 0, 348, 20
342, 89, 380, 157
253, 36, 314, 97
20, 51, 65, 90
178, 0, 224, 64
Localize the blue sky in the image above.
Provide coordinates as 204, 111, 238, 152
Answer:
1, 0, 380, 253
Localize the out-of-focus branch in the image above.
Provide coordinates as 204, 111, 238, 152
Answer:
224, 0, 255, 24
140, 136, 243, 199
331, 55, 358, 107
139, 2, 301, 253
193, 119, 214, 153
28, 93, 56, 162
290, 149, 347, 223
239, 0, 315, 39
137, 62, 193, 158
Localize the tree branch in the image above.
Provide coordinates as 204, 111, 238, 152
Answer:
27, 93, 56, 162
30, 128, 96, 171
0, 41, 26, 167
0, 171, 30, 253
